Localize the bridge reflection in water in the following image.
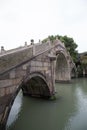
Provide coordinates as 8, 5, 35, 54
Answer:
6, 78, 87, 130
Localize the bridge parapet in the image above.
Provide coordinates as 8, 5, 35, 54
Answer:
33, 41, 51, 55
0, 46, 33, 74
51, 38, 65, 48
0, 44, 33, 56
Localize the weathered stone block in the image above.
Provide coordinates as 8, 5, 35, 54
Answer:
0, 89, 5, 97
10, 70, 15, 79
0, 80, 12, 88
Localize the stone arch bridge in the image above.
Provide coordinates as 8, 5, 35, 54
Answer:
0, 39, 75, 130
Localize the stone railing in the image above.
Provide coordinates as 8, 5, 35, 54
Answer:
33, 41, 51, 55
0, 44, 33, 57
0, 46, 33, 73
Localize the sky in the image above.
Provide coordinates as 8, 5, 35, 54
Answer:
0, 0, 87, 53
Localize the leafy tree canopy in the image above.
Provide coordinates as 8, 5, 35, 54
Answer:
42, 35, 78, 62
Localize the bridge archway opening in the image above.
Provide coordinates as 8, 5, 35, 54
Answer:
56, 52, 69, 81
22, 73, 50, 98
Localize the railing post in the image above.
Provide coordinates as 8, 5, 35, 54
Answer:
0, 46, 5, 54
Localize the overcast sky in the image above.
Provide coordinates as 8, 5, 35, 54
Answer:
0, 0, 87, 52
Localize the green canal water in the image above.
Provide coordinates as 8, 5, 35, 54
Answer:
6, 78, 87, 130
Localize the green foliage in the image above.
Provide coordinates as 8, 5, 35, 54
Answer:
58, 35, 78, 62
42, 35, 78, 62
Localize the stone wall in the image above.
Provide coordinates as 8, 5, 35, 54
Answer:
33, 41, 51, 55
0, 46, 33, 73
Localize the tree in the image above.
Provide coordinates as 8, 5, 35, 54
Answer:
58, 35, 78, 62
42, 35, 78, 62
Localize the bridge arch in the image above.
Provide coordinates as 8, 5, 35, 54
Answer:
4, 72, 50, 128
22, 72, 51, 98
55, 51, 70, 81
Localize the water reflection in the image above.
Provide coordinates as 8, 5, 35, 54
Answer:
6, 78, 87, 130
6, 90, 23, 129
64, 78, 87, 130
